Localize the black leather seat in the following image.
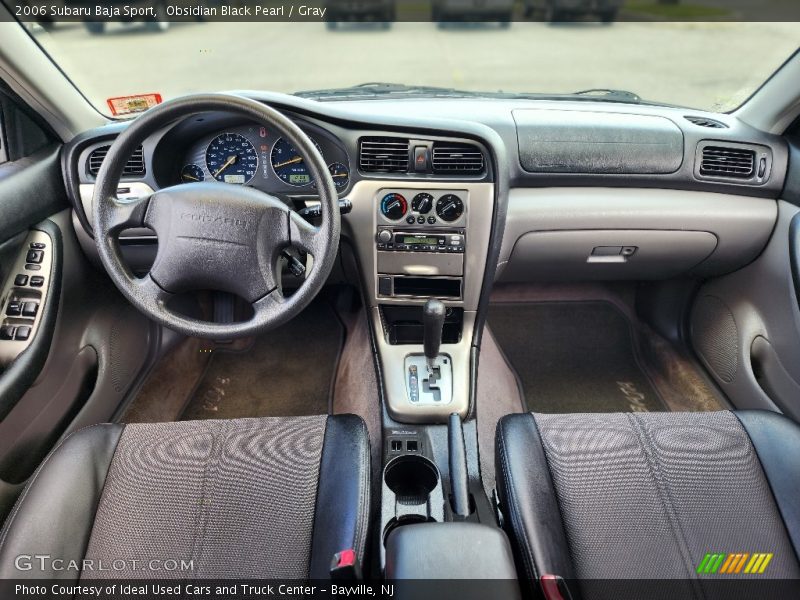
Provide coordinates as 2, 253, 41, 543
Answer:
0, 414, 370, 579
496, 410, 800, 598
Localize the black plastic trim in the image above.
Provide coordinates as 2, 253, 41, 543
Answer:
0, 145, 66, 242
309, 414, 371, 578
783, 134, 800, 207
790, 212, 800, 314
495, 413, 577, 590
0, 423, 124, 579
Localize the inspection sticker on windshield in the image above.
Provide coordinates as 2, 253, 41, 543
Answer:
107, 93, 162, 116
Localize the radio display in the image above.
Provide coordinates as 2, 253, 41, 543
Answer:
403, 236, 438, 245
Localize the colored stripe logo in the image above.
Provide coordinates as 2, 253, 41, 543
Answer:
696, 552, 774, 575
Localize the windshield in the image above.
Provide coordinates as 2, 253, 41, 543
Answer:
15, 18, 800, 115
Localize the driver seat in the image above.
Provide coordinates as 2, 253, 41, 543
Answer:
0, 414, 370, 579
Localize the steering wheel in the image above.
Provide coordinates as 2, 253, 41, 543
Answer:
92, 94, 341, 339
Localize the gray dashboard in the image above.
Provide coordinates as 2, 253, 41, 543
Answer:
62, 92, 790, 287
63, 93, 789, 207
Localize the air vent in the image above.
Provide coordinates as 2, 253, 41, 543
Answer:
700, 146, 755, 179
432, 142, 484, 174
359, 137, 410, 173
685, 116, 727, 129
88, 145, 146, 177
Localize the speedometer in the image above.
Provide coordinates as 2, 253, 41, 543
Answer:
205, 133, 258, 184
270, 137, 323, 187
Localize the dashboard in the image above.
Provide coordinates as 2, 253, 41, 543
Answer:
60, 92, 792, 423
63, 92, 789, 287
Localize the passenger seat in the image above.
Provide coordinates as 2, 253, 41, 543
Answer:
495, 411, 800, 599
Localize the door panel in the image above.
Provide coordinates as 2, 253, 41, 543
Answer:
0, 94, 157, 521
691, 200, 800, 420
0, 120, 68, 517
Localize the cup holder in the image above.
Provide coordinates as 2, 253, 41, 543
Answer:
384, 454, 439, 505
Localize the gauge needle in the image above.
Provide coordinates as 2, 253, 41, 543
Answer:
213, 155, 237, 178
182, 174, 200, 182
273, 156, 304, 169
332, 173, 347, 178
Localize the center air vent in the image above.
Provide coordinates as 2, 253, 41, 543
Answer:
432, 141, 484, 174
685, 116, 727, 129
359, 137, 410, 173
88, 145, 146, 177
699, 146, 755, 179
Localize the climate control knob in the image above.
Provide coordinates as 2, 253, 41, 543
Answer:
435, 194, 464, 222
380, 192, 408, 221
411, 192, 434, 214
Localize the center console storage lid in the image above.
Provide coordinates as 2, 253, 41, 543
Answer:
385, 522, 520, 595
513, 109, 684, 174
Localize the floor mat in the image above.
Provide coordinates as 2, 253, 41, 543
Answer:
488, 301, 666, 413
180, 300, 344, 420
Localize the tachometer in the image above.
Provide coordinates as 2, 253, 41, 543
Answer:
180, 164, 205, 183
205, 133, 258, 184
271, 137, 323, 187
328, 162, 350, 190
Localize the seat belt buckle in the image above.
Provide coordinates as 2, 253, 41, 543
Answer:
330, 548, 362, 580
540, 574, 573, 600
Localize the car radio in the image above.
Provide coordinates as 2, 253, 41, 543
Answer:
376, 228, 465, 253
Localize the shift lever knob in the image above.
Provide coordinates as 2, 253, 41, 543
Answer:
423, 299, 446, 365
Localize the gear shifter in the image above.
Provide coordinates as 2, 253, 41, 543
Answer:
423, 299, 446, 371
404, 299, 452, 406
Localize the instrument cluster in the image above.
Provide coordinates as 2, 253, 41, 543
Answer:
178, 122, 351, 195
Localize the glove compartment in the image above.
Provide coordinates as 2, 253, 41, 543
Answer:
497, 187, 778, 282
502, 229, 717, 281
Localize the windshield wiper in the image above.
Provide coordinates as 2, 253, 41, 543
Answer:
570, 88, 642, 102
296, 82, 657, 106
295, 82, 480, 100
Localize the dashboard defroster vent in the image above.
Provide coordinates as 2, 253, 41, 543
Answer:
699, 146, 755, 179
359, 137, 410, 173
88, 145, 146, 177
432, 142, 484, 174
685, 116, 728, 129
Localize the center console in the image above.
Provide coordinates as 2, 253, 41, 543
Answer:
345, 180, 494, 423
379, 414, 520, 596
375, 188, 467, 302
339, 134, 506, 586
